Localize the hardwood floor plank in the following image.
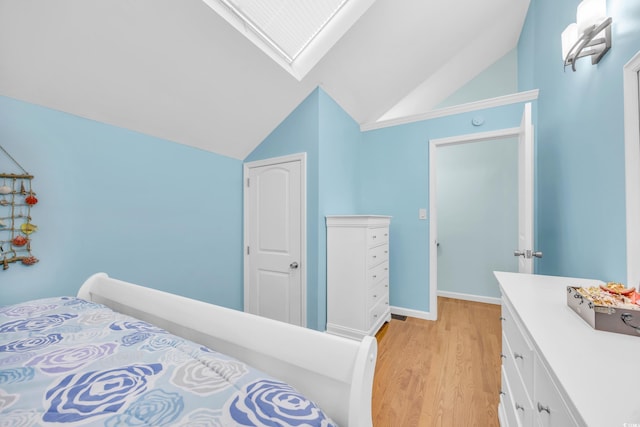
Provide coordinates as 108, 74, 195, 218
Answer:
373, 297, 501, 427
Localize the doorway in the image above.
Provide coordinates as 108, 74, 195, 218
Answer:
428, 103, 535, 320
435, 137, 518, 303
243, 153, 307, 326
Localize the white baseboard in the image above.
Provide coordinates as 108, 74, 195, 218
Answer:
390, 292, 500, 323
437, 290, 501, 305
390, 306, 436, 321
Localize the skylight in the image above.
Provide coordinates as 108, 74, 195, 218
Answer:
203, 0, 376, 80
222, 0, 348, 63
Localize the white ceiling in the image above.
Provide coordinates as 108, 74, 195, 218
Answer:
0, 0, 530, 160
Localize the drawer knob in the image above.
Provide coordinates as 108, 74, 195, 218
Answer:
515, 403, 525, 412
500, 353, 506, 359
373, 275, 377, 278
373, 235, 377, 239
499, 391, 506, 396
384, 267, 388, 271
537, 403, 551, 414
373, 255, 377, 258
374, 314, 378, 318
499, 316, 506, 321
373, 294, 377, 298
384, 233, 388, 237
514, 353, 524, 360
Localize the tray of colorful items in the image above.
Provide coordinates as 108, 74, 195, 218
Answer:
567, 282, 640, 337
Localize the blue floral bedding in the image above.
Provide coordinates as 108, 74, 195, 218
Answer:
0, 297, 337, 426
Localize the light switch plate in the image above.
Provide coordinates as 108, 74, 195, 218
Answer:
419, 208, 427, 220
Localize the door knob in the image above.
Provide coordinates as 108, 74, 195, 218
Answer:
290, 262, 299, 269
514, 250, 543, 259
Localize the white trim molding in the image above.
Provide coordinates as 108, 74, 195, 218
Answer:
361, 89, 539, 132
624, 51, 640, 289
437, 290, 501, 306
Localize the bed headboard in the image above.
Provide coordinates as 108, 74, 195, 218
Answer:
77, 273, 376, 427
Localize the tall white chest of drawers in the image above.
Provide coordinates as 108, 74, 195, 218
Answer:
326, 215, 391, 340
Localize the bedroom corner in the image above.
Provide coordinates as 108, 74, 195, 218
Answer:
0, 96, 244, 309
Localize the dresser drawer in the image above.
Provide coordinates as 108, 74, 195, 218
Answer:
501, 366, 519, 427
367, 261, 389, 287
369, 297, 389, 327
502, 300, 534, 398
367, 244, 389, 268
502, 333, 533, 427
367, 227, 389, 247
533, 355, 579, 427
369, 280, 389, 307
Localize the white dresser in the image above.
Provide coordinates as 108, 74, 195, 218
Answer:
326, 215, 391, 340
495, 271, 640, 427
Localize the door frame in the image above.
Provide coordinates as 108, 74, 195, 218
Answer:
429, 127, 522, 320
243, 152, 307, 326
624, 50, 640, 288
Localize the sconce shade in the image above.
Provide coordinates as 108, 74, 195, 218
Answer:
561, 0, 611, 71
576, 0, 607, 36
562, 23, 578, 60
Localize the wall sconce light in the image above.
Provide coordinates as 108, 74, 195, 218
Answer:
561, 0, 612, 71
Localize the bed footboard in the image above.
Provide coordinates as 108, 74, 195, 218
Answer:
77, 273, 376, 427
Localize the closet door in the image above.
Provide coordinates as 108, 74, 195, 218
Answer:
244, 154, 306, 327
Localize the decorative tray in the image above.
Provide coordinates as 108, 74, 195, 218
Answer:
567, 283, 640, 337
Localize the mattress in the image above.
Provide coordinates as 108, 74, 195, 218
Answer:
0, 297, 337, 426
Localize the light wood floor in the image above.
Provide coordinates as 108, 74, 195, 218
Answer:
372, 297, 502, 427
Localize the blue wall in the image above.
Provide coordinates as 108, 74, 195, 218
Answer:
438, 49, 519, 108
245, 88, 361, 329
0, 96, 243, 308
519, 0, 640, 281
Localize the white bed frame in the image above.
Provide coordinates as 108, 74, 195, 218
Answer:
77, 273, 377, 427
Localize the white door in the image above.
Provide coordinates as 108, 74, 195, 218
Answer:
515, 102, 538, 273
244, 154, 306, 326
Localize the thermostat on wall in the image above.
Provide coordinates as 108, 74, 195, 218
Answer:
472, 116, 485, 126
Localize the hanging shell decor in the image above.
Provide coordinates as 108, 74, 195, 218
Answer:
21, 256, 38, 265
25, 194, 38, 205
20, 223, 38, 234
0, 144, 40, 270
12, 235, 28, 247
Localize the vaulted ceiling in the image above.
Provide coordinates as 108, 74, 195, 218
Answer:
0, 0, 530, 160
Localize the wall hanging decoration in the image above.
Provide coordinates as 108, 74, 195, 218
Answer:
0, 144, 38, 270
